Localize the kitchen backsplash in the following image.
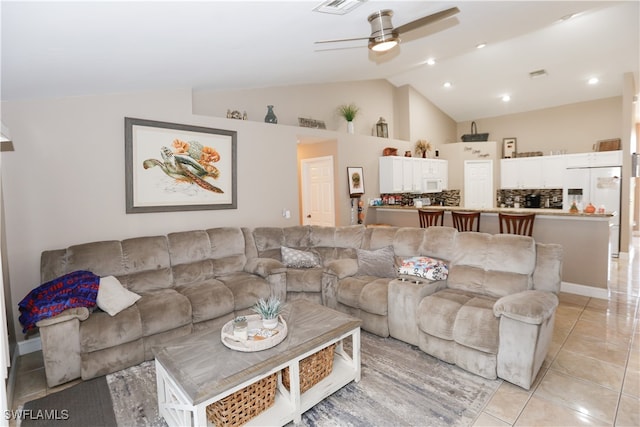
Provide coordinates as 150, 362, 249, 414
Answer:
497, 189, 563, 209
378, 190, 461, 207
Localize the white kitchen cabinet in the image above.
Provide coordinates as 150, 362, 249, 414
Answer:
501, 156, 567, 189
501, 158, 542, 189
379, 157, 448, 193
565, 151, 622, 168
540, 156, 566, 188
379, 156, 405, 193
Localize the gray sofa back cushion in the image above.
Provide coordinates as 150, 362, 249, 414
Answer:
121, 236, 173, 293
41, 236, 174, 294
419, 227, 458, 260
41, 241, 125, 283
252, 226, 312, 261
447, 233, 535, 298
168, 230, 214, 286
206, 227, 248, 275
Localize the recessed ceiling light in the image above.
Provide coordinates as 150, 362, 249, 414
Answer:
476, 42, 487, 49
502, 94, 511, 102
588, 77, 599, 85
559, 12, 581, 22
426, 58, 436, 66
443, 81, 452, 88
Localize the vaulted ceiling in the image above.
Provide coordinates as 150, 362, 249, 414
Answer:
2, 1, 638, 121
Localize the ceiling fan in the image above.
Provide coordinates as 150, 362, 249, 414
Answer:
315, 7, 460, 52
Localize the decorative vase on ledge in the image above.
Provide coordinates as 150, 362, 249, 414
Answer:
264, 105, 278, 124
347, 121, 354, 134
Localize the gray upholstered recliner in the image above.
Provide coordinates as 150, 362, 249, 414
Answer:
416, 232, 562, 389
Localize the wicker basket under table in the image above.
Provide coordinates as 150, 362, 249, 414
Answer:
206, 372, 277, 427
282, 343, 336, 393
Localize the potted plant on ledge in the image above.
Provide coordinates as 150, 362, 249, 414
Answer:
251, 296, 283, 329
337, 103, 360, 134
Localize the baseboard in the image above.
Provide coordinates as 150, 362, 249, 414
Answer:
560, 281, 609, 300
6, 348, 20, 413
17, 337, 41, 356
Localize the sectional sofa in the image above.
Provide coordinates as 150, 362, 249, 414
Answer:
34, 224, 561, 391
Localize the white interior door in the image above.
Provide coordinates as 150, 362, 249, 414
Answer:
301, 156, 335, 226
464, 160, 494, 208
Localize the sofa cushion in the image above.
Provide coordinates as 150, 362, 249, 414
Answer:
356, 246, 397, 278
97, 276, 141, 316
447, 233, 535, 298
281, 246, 320, 268
121, 236, 173, 293
135, 289, 192, 336
336, 276, 370, 308
286, 268, 323, 293
176, 279, 235, 323
418, 289, 472, 340
80, 305, 142, 353
216, 272, 271, 310
358, 278, 389, 315
452, 295, 499, 354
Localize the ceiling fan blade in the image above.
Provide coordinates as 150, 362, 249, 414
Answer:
314, 36, 371, 45
394, 6, 460, 35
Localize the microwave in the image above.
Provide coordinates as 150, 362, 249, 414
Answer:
422, 177, 443, 193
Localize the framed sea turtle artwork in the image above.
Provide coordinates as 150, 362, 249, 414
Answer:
125, 117, 237, 213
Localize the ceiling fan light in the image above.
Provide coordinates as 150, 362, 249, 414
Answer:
368, 9, 399, 51
369, 38, 399, 52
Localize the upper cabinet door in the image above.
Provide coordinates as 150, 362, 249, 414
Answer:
540, 156, 566, 188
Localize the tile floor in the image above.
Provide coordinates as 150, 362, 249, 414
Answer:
9, 237, 640, 426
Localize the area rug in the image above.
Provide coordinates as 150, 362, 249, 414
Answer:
24, 331, 502, 426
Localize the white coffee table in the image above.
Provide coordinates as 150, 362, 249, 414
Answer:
153, 300, 362, 426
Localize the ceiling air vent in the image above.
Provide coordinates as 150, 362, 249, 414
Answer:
313, 0, 366, 15
529, 69, 548, 79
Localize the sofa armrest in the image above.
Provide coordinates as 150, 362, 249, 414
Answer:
324, 258, 358, 279
35, 307, 90, 328
493, 290, 558, 325
244, 258, 286, 278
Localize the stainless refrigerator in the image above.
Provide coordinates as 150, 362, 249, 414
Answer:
563, 166, 622, 256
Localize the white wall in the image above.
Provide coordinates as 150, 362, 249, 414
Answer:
456, 97, 622, 155
192, 79, 397, 138
0, 88, 312, 340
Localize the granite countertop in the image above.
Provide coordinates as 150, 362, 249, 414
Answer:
369, 205, 616, 218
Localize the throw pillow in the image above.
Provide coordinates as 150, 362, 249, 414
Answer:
97, 276, 141, 316
281, 246, 321, 268
399, 256, 449, 281
356, 245, 397, 278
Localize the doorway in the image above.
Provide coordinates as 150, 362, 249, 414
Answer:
464, 160, 494, 208
300, 156, 336, 226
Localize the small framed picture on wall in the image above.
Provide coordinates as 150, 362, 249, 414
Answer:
347, 166, 365, 197
503, 138, 517, 158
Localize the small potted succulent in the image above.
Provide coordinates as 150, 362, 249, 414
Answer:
251, 296, 283, 329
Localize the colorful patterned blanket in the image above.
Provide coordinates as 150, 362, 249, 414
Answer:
18, 270, 100, 333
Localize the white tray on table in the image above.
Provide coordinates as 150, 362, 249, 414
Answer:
221, 314, 287, 352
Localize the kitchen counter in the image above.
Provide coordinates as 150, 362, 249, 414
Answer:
366, 205, 616, 296
368, 205, 616, 218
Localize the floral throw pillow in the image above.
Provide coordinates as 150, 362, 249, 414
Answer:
281, 246, 321, 268
399, 256, 449, 281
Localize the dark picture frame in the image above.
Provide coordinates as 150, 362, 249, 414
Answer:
503, 137, 517, 158
125, 117, 237, 213
347, 166, 365, 197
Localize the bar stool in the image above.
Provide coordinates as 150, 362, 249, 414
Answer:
498, 213, 536, 236
418, 209, 444, 228
451, 211, 481, 232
